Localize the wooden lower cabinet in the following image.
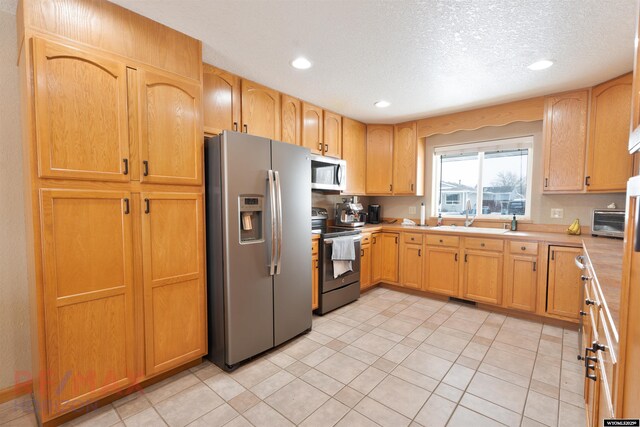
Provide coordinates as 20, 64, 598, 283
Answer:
141, 192, 206, 375
423, 246, 459, 296
400, 241, 423, 289
380, 232, 399, 283
371, 233, 383, 283
360, 243, 372, 290
547, 245, 583, 319
462, 249, 503, 305
40, 189, 136, 414
312, 239, 319, 310
504, 253, 538, 312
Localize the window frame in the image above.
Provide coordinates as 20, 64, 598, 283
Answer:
431, 136, 534, 220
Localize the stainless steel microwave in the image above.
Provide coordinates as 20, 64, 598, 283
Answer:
311, 154, 346, 191
592, 209, 625, 238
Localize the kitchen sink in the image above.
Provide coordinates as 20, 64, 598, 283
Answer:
427, 225, 509, 234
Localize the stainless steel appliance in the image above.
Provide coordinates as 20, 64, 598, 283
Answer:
311, 154, 346, 191
368, 204, 381, 224
311, 208, 361, 314
205, 131, 312, 371
592, 209, 625, 238
335, 197, 365, 227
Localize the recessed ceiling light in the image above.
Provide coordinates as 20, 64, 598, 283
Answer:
291, 57, 312, 70
374, 100, 390, 108
527, 60, 554, 71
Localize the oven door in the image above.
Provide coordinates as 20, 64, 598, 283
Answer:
321, 236, 361, 292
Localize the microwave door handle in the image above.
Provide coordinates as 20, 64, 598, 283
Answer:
268, 170, 277, 275
336, 164, 342, 185
274, 171, 283, 274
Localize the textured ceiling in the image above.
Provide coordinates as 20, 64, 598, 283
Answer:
13, 0, 640, 123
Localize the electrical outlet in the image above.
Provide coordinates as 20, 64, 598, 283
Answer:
551, 208, 564, 219
408, 206, 417, 215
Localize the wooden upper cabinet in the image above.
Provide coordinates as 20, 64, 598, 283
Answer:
586, 74, 633, 192
302, 102, 323, 155
323, 111, 342, 158
281, 94, 301, 145
542, 90, 589, 192
40, 189, 136, 414
202, 64, 240, 135
33, 38, 130, 182
139, 70, 202, 186
393, 121, 423, 195
630, 11, 640, 153
141, 192, 206, 375
342, 118, 366, 195
241, 79, 281, 140
366, 125, 394, 194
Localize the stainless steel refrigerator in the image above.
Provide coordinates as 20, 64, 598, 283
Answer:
205, 131, 312, 370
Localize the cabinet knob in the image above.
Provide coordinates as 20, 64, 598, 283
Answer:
579, 310, 588, 316
581, 275, 591, 281
585, 299, 597, 306
411, 237, 414, 241
480, 243, 485, 247
521, 246, 526, 251
439, 239, 443, 243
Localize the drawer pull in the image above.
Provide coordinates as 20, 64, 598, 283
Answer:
480, 243, 485, 247
418, 249, 421, 257
586, 373, 597, 381
361, 249, 364, 257
579, 310, 588, 316
532, 261, 537, 272
591, 341, 606, 352
585, 299, 597, 306
521, 246, 526, 251
581, 275, 591, 281
454, 253, 458, 262
439, 239, 443, 243
411, 237, 414, 241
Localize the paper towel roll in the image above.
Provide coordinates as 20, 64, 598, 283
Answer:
420, 203, 426, 226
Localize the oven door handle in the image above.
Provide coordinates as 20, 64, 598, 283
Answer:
324, 236, 362, 244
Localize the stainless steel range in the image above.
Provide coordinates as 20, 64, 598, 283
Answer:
312, 207, 361, 314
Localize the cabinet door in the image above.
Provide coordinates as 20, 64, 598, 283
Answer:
393, 121, 422, 195
33, 38, 130, 182
203, 64, 241, 135
302, 102, 323, 155
587, 74, 633, 192
547, 246, 582, 319
542, 90, 589, 192
381, 233, 399, 283
366, 125, 394, 194
312, 255, 319, 310
40, 190, 135, 415
342, 118, 366, 194
400, 242, 423, 289
371, 233, 382, 283
463, 250, 503, 305
139, 70, 202, 186
504, 255, 537, 312
141, 192, 206, 375
630, 10, 640, 153
360, 244, 372, 289
281, 94, 301, 145
241, 79, 281, 140
424, 247, 459, 296
323, 111, 342, 158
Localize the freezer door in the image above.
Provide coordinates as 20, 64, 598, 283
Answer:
271, 140, 312, 345
221, 131, 275, 365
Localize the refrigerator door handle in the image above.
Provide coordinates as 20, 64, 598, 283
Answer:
274, 170, 283, 274
268, 170, 277, 276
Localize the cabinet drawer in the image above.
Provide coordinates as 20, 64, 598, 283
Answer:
361, 233, 371, 245
595, 308, 617, 419
312, 239, 319, 255
426, 234, 459, 247
403, 233, 423, 244
464, 237, 503, 251
509, 241, 538, 255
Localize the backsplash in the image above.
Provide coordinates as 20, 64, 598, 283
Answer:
312, 192, 371, 219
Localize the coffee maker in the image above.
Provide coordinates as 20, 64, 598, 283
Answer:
368, 204, 381, 224
335, 197, 365, 227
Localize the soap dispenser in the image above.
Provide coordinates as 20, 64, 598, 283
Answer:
511, 214, 517, 231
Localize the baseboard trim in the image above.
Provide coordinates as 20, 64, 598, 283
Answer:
0, 380, 33, 404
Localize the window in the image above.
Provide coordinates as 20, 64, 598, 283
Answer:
433, 136, 533, 219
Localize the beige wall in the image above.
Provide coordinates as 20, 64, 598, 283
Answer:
0, 10, 31, 390
371, 121, 626, 226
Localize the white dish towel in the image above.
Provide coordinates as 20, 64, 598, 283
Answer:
331, 236, 355, 278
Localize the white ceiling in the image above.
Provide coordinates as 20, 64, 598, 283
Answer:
6, 1, 637, 123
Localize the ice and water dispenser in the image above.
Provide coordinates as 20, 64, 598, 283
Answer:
239, 195, 263, 243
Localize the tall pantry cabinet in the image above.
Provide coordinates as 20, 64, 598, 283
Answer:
18, 1, 206, 423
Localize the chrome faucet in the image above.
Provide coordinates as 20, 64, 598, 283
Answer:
465, 199, 476, 227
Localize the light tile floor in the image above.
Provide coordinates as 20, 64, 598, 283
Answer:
0, 288, 586, 427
